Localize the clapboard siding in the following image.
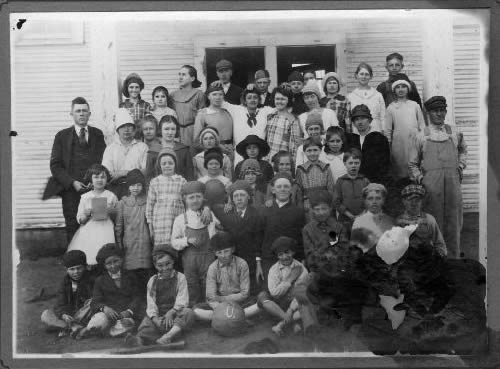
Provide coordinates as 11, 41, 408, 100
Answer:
453, 23, 480, 212
13, 23, 93, 228
345, 20, 424, 96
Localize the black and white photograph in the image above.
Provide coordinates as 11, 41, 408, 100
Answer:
3, 3, 498, 366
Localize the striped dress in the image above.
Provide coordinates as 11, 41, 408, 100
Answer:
146, 174, 187, 247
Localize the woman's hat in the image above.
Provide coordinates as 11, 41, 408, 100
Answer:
362, 183, 387, 197
235, 135, 270, 158
321, 72, 344, 92
301, 80, 321, 98
228, 179, 252, 197
390, 73, 412, 92
199, 126, 220, 147
122, 73, 144, 97
305, 111, 324, 132
424, 96, 447, 111
204, 147, 224, 169
351, 104, 372, 120
96, 243, 123, 265
401, 184, 426, 199
210, 232, 235, 252
240, 159, 262, 175
114, 108, 135, 131
63, 250, 87, 268
271, 236, 297, 255
181, 181, 206, 196
287, 71, 304, 83
376, 225, 418, 265
126, 169, 145, 187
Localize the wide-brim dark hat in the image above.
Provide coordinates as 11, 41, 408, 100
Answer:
236, 135, 270, 158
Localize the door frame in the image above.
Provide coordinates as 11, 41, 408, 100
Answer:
193, 31, 347, 90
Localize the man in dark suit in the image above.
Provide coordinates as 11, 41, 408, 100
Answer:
44, 97, 106, 244
254, 69, 273, 108
215, 59, 244, 105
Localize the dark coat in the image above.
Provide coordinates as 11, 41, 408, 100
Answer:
91, 270, 142, 316
224, 83, 244, 105
53, 272, 94, 318
259, 201, 306, 262
258, 91, 273, 108
291, 92, 309, 116
346, 132, 391, 185
212, 204, 264, 263
43, 125, 106, 199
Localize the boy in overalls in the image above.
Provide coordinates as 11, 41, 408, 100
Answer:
171, 181, 218, 305
408, 96, 467, 259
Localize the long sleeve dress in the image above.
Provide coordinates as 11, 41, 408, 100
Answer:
68, 190, 118, 265
347, 87, 386, 133
384, 100, 425, 179
171, 88, 206, 147
145, 174, 187, 247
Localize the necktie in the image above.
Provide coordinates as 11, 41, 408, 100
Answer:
79, 128, 87, 146
237, 210, 244, 218
247, 113, 257, 128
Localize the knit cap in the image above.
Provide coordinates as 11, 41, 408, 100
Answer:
308, 189, 333, 208
305, 111, 324, 131
229, 179, 252, 197
181, 181, 206, 196
126, 169, 145, 187
287, 70, 304, 83
351, 104, 372, 120
362, 183, 387, 197
401, 184, 426, 199
321, 72, 343, 92
240, 159, 262, 175
271, 236, 297, 255
424, 96, 447, 111
199, 126, 220, 147
122, 73, 144, 97
204, 147, 224, 169
96, 243, 123, 265
63, 250, 87, 268
254, 69, 270, 81
210, 232, 235, 252
301, 80, 321, 98
155, 148, 177, 174
390, 73, 412, 91
114, 108, 135, 131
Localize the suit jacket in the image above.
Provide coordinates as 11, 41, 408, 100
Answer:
211, 205, 264, 264
258, 91, 273, 108
43, 125, 106, 199
91, 270, 142, 316
224, 83, 244, 105
53, 272, 94, 317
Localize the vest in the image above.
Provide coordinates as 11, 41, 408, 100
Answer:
155, 273, 178, 316
69, 130, 93, 181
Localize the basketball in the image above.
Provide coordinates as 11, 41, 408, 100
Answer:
211, 301, 246, 337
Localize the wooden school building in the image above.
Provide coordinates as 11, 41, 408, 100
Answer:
11, 10, 486, 245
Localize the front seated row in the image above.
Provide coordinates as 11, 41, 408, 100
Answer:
41, 184, 451, 346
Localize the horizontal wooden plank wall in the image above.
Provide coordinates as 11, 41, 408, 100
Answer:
13, 22, 93, 228
453, 23, 480, 212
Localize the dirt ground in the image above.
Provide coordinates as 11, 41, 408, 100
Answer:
15, 213, 485, 356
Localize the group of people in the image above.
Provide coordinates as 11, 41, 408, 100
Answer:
40, 51, 467, 347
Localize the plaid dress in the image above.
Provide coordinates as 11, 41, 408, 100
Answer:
319, 94, 352, 133
265, 111, 302, 162
120, 99, 151, 130
296, 161, 335, 200
146, 174, 186, 246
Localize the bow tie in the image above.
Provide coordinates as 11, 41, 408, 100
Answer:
247, 113, 257, 128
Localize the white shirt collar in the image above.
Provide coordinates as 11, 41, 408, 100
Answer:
276, 199, 289, 208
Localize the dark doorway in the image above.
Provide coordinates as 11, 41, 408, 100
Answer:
205, 47, 265, 88
277, 45, 336, 84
